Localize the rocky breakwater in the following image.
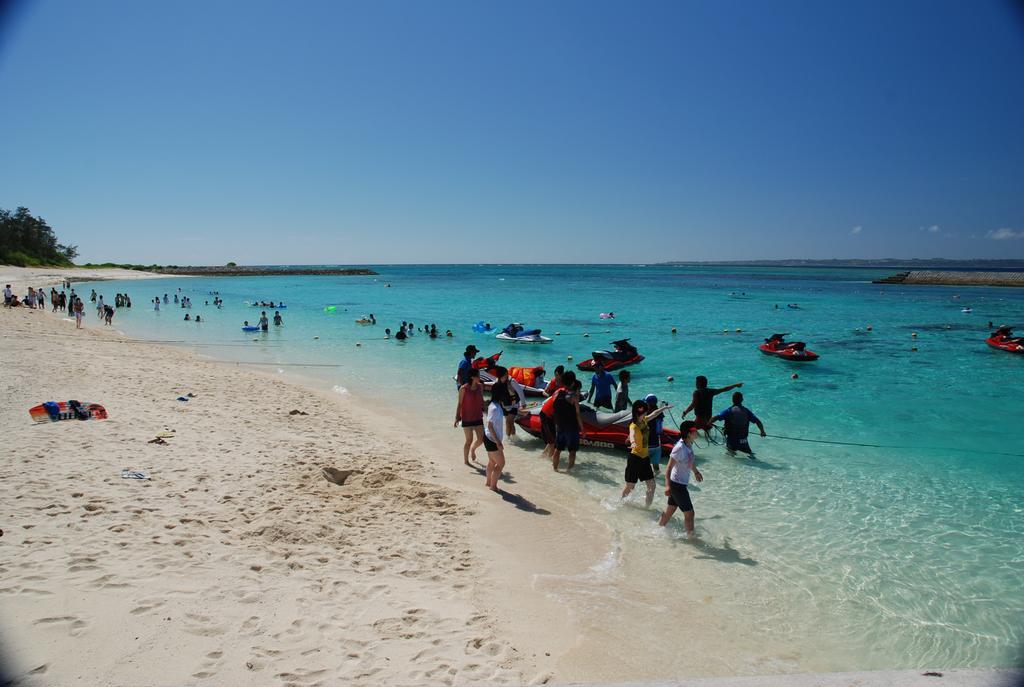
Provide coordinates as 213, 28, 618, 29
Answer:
873, 270, 1024, 287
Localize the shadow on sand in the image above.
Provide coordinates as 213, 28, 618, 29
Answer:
692, 537, 757, 566
496, 489, 550, 515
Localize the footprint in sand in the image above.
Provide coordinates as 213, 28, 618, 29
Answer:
184, 613, 227, 637
33, 615, 88, 636
129, 598, 166, 615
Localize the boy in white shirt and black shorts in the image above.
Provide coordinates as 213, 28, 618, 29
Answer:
658, 421, 703, 537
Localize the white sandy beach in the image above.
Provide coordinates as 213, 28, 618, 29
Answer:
0, 265, 170, 293
1, 269, 1020, 687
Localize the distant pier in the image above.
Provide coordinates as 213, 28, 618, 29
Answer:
873, 270, 1024, 287
152, 266, 378, 277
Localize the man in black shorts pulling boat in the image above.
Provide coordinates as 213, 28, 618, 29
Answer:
681, 375, 742, 431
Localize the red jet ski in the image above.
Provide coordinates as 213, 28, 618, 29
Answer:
759, 333, 819, 361
515, 403, 680, 453
576, 339, 645, 372
987, 326, 1024, 354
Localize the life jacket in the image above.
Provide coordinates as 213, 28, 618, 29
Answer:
472, 355, 501, 370
541, 388, 563, 417
509, 366, 539, 388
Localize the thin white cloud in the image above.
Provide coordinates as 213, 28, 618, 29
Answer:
927, 224, 941, 233
985, 227, 1023, 240
850, 225, 862, 235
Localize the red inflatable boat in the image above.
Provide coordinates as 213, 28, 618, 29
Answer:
759, 333, 819, 361
471, 352, 547, 397
576, 339, 645, 372
515, 404, 680, 453
987, 326, 1024, 354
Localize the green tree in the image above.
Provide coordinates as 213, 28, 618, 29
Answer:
0, 206, 78, 266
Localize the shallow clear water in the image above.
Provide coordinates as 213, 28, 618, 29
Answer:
76, 265, 1024, 669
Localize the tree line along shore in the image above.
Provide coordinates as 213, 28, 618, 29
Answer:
1, 205, 376, 276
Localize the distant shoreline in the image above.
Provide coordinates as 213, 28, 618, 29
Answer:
148, 265, 378, 277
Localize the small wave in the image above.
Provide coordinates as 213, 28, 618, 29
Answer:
333, 385, 349, 395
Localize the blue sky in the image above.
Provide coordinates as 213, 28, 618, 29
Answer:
1, 0, 1023, 264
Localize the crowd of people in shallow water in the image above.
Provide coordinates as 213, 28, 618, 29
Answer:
2, 282, 131, 329
376, 320, 454, 340
454, 344, 768, 537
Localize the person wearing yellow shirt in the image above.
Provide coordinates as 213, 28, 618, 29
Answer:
621, 399, 672, 507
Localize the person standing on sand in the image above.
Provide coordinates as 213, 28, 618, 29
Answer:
483, 367, 510, 491
658, 420, 703, 536
454, 368, 485, 465
502, 374, 526, 438
73, 297, 84, 329
622, 399, 672, 507
552, 371, 585, 472
681, 375, 743, 430
456, 345, 479, 389
538, 365, 565, 459
3, 284, 12, 308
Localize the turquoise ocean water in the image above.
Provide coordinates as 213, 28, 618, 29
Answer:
76, 265, 1024, 669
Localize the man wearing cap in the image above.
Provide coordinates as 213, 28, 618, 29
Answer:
457, 345, 479, 389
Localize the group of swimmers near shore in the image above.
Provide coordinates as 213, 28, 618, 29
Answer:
385, 321, 455, 340
454, 344, 766, 536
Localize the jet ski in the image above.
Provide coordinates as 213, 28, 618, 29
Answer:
515, 403, 680, 453
576, 339, 644, 372
759, 333, 819, 361
496, 322, 552, 344
986, 326, 1024, 354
